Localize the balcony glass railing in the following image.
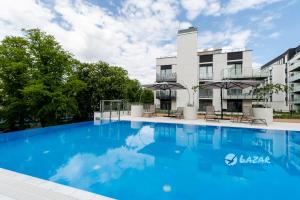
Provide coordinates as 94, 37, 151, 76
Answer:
156, 90, 176, 100
290, 97, 300, 104
199, 89, 213, 98
199, 74, 213, 80
156, 73, 177, 82
223, 93, 257, 100
289, 60, 300, 72
222, 68, 268, 80
290, 73, 300, 83
292, 84, 300, 93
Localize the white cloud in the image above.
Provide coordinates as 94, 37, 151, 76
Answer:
180, 0, 282, 20
0, 0, 279, 83
0, 0, 185, 84
199, 23, 252, 51
269, 32, 281, 39
224, 0, 282, 14
181, 0, 221, 20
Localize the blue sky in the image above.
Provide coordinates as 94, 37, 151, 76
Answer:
0, 0, 299, 83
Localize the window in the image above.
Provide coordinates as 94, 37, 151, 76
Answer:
199, 100, 212, 111
160, 65, 172, 78
199, 89, 213, 98
227, 89, 242, 96
227, 52, 243, 60
199, 54, 213, 63
227, 100, 242, 112
160, 100, 171, 110
199, 64, 213, 79
227, 62, 242, 76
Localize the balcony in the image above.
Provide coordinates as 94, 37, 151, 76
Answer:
292, 84, 300, 93
156, 90, 176, 100
290, 60, 300, 72
156, 73, 177, 82
290, 73, 300, 83
199, 89, 213, 98
222, 68, 268, 80
199, 74, 213, 80
290, 97, 300, 105
223, 93, 258, 100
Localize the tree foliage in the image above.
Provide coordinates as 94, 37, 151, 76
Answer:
0, 29, 145, 131
253, 83, 289, 107
140, 89, 154, 104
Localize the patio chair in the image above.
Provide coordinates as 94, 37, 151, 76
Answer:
143, 105, 156, 117
240, 106, 267, 125
205, 106, 219, 122
170, 107, 184, 119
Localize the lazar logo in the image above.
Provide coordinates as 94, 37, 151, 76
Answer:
225, 153, 271, 166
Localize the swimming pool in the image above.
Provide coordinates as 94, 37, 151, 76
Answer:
0, 120, 300, 200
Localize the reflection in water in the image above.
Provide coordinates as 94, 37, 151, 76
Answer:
50, 148, 154, 189
0, 121, 300, 199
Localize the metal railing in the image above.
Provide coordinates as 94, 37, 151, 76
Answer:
156, 73, 177, 82
156, 90, 176, 100
97, 100, 130, 120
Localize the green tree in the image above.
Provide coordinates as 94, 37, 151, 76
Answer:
125, 79, 142, 103
0, 28, 144, 131
0, 36, 31, 130
74, 62, 133, 120
253, 83, 289, 107
140, 89, 154, 104
21, 29, 86, 127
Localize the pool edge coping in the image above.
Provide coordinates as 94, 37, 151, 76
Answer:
0, 168, 115, 200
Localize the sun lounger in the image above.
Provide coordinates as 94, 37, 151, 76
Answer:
205, 106, 219, 122
170, 107, 184, 119
144, 105, 156, 117
240, 106, 267, 125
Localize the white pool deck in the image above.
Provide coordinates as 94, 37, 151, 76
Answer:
119, 115, 300, 131
1, 116, 300, 200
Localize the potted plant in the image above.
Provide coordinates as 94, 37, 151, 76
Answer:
130, 88, 144, 117
252, 83, 289, 124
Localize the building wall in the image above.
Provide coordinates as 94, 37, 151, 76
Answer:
272, 64, 289, 111
155, 27, 258, 112
176, 29, 199, 108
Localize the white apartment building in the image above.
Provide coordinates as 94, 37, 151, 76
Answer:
155, 27, 267, 112
261, 45, 300, 112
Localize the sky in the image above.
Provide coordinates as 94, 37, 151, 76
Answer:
0, 0, 299, 84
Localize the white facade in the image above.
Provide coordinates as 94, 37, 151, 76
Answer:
289, 50, 300, 111
261, 45, 300, 112
155, 27, 267, 112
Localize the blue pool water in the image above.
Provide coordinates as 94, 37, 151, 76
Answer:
0, 120, 300, 200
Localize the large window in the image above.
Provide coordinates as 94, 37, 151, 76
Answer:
227, 62, 242, 77
227, 100, 242, 112
199, 100, 212, 111
199, 89, 213, 98
199, 64, 213, 80
227, 89, 242, 96
227, 51, 243, 60
160, 65, 172, 78
160, 100, 171, 110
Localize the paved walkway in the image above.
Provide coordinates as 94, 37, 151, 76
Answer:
118, 116, 300, 131
0, 168, 113, 200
